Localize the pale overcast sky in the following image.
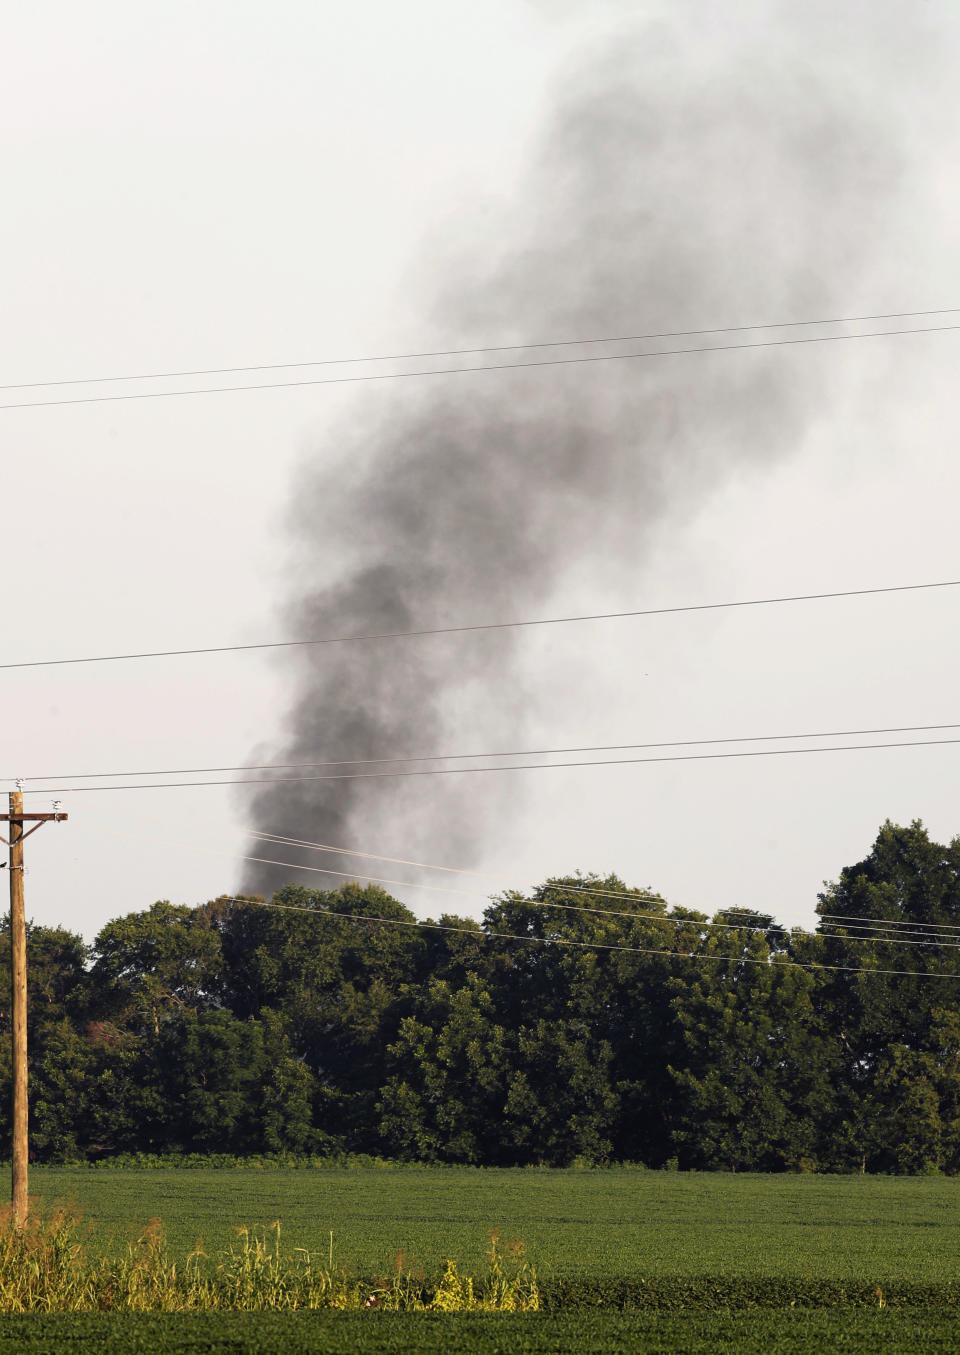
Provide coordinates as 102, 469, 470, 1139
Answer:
3, 1, 960, 941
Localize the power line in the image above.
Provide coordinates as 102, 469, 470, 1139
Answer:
2, 577, 958, 673
96, 819, 686, 915
87, 802, 960, 953
818, 912, 960, 935
729, 905, 960, 937
242, 844, 788, 935
242, 828, 707, 888
726, 906, 960, 941
2, 319, 958, 413
11, 718, 960, 784
106, 810, 705, 933
242, 831, 960, 950
20, 733, 960, 795
96, 820, 689, 921
92, 818, 960, 951
731, 907, 960, 942
212, 896, 960, 981
3, 305, 955, 394
97, 820, 763, 940
817, 919, 960, 944
243, 827, 866, 910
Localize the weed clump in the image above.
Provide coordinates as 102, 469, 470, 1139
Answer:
0, 1206, 539, 1313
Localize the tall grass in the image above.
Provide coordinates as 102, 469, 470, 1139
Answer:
0, 1207, 539, 1313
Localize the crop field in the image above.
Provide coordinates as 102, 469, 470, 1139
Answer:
30, 1164, 960, 1285
10, 1166, 960, 1351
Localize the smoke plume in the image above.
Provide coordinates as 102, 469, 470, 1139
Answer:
242, 5, 909, 897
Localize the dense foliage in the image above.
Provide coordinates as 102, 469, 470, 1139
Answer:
5, 819, 960, 1172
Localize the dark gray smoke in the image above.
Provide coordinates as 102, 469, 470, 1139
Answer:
242, 5, 912, 897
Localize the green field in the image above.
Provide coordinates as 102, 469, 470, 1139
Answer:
12, 1167, 960, 1350
30, 1165, 960, 1287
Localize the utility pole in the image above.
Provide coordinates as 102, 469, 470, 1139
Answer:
0, 788, 67, 1226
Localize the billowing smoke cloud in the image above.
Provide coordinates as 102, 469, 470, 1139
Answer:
242, 5, 910, 897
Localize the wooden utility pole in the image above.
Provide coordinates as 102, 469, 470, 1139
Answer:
0, 790, 67, 1226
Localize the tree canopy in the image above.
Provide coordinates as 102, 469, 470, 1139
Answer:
3, 820, 959, 1172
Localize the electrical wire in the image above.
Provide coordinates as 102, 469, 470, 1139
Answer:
722, 909, 960, 943
241, 831, 960, 950
92, 820, 691, 914
3, 305, 955, 393
19, 733, 960, 795
10, 718, 960, 784
3, 577, 957, 673
728, 905, 960, 937
95, 816, 774, 949
92, 820, 688, 917
817, 921, 960, 944
248, 828, 676, 887
209, 895, 960, 980
2, 320, 958, 413
253, 827, 960, 948
818, 913, 960, 935
242, 846, 794, 935
90, 818, 960, 952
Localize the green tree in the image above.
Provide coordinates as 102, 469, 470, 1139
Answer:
215, 884, 426, 1149
89, 901, 223, 1035
668, 918, 833, 1171
154, 1007, 319, 1154
378, 973, 508, 1162
31, 1018, 159, 1160
0, 923, 91, 1160
501, 1019, 617, 1164
815, 821, 960, 1172
483, 877, 690, 1165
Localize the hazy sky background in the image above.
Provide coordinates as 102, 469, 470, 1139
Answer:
3, 0, 959, 940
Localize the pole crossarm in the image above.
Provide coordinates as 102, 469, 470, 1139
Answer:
0, 812, 68, 845
0, 813, 69, 820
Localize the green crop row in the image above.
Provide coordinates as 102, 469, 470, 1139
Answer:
537, 1275, 960, 1310
1, 1310, 959, 1355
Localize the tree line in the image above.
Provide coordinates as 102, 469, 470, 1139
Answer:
2, 819, 959, 1173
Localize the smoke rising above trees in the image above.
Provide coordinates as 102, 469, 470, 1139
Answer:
242, 5, 909, 894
